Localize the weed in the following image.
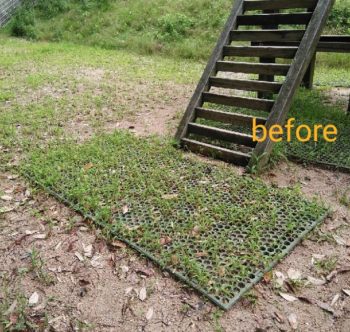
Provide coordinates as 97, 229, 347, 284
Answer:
29, 248, 54, 286
315, 256, 338, 275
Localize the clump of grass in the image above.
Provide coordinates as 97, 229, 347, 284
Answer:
29, 248, 54, 286
315, 256, 338, 276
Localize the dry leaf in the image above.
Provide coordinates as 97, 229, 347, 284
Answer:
75, 252, 84, 262
139, 287, 147, 301
125, 287, 133, 295
190, 226, 200, 237
195, 252, 208, 258
279, 292, 298, 302
83, 163, 94, 171
121, 265, 129, 273
331, 294, 341, 307
146, 307, 154, 320
274, 271, 286, 287
307, 276, 326, 286
122, 205, 129, 215
91, 256, 102, 268
136, 268, 154, 277
171, 255, 179, 265
288, 313, 298, 330
33, 233, 47, 240
342, 289, 350, 296
0, 206, 15, 213
316, 301, 335, 314
333, 235, 346, 246
1, 195, 13, 201
218, 266, 226, 277
160, 236, 172, 246
110, 240, 126, 249
83, 244, 93, 258
29, 292, 39, 306
162, 194, 178, 200
287, 268, 302, 281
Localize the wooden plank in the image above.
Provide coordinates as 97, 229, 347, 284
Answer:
223, 46, 297, 58
182, 138, 251, 165
237, 13, 312, 26
202, 92, 274, 112
251, 0, 336, 169
175, 0, 245, 140
209, 77, 282, 93
230, 30, 305, 42
195, 107, 266, 126
188, 123, 256, 147
216, 61, 290, 75
244, 0, 318, 11
302, 54, 316, 89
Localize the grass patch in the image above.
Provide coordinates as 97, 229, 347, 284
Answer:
21, 131, 326, 308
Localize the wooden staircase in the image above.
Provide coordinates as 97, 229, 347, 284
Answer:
176, 0, 335, 168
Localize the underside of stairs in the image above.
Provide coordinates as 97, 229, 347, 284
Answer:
176, 0, 335, 168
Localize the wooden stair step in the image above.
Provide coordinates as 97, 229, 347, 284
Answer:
244, 0, 318, 11
209, 77, 282, 93
237, 12, 312, 26
223, 46, 298, 58
230, 30, 305, 42
188, 123, 256, 148
195, 107, 266, 126
216, 61, 290, 75
182, 138, 251, 166
202, 92, 274, 112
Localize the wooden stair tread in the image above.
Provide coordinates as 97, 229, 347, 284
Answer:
203, 92, 274, 112
230, 30, 305, 42
244, 0, 318, 11
188, 122, 256, 148
195, 107, 266, 125
182, 138, 251, 166
216, 61, 290, 75
223, 45, 298, 58
209, 77, 282, 93
237, 12, 312, 26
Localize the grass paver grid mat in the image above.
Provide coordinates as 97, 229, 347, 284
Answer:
22, 132, 327, 310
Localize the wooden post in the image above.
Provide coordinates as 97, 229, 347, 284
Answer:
347, 94, 350, 114
302, 54, 316, 89
258, 10, 278, 99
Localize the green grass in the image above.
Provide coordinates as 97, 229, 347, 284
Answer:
21, 130, 327, 307
3, 0, 350, 61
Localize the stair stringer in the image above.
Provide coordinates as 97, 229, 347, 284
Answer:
249, 0, 336, 169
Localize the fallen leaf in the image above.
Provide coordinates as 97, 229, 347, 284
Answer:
122, 205, 129, 215
218, 266, 226, 277
160, 236, 172, 246
190, 226, 200, 237
136, 268, 154, 277
279, 292, 298, 302
342, 289, 350, 296
146, 307, 154, 320
0, 206, 15, 213
331, 294, 341, 307
125, 287, 133, 295
9, 313, 18, 325
297, 296, 315, 305
171, 255, 179, 265
110, 240, 127, 249
316, 301, 335, 314
33, 233, 47, 240
74, 252, 84, 262
1, 195, 13, 201
83, 244, 93, 258
91, 256, 102, 268
274, 271, 286, 287
288, 313, 298, 330
121, 265, 129, 273
333, 235, 346, 246
263, 271, 272, 284
83, 163, 94, 171
195, 252, 208, 258
139, 287, 147, 301
287, 268, 302, 281
162, 194, 178, 200
307, 276, 326, 286
29, 292, 39, 306
273, 311, 285, 323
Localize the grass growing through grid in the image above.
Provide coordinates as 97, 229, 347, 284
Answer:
21, 131, 326, 307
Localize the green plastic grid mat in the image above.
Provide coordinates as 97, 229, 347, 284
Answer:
21, 132, 327, 310
285, 123, 350, 172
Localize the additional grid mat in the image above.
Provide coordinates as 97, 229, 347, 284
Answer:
22, 132, 327, 310
285, 122, 350, 173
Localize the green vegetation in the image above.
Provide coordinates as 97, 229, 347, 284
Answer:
21, 130, 326, 305
4, 0, 350, 60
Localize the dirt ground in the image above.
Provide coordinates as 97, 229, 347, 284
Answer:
1, 87, 350, 332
